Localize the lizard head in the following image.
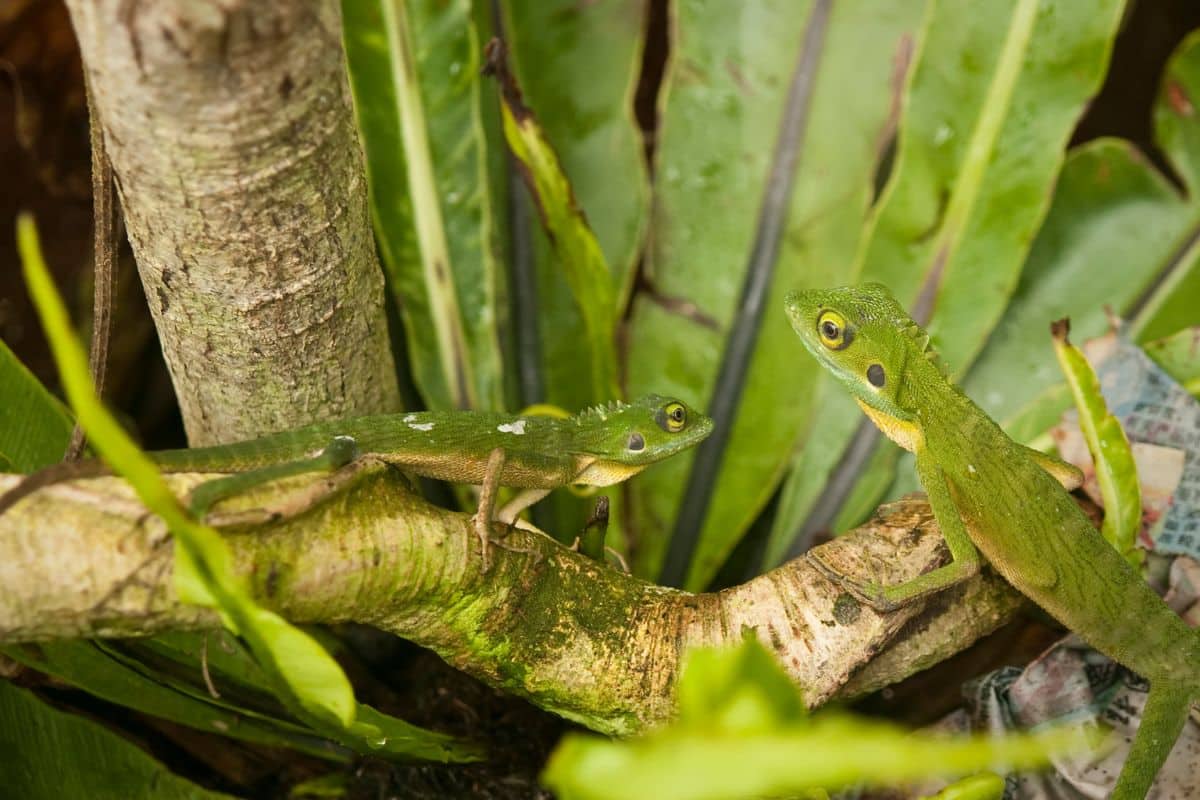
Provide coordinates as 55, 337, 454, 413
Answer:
784, 283, 917, 423
570, 395, 714, 472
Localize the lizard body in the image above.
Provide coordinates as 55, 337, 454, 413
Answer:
786, 283, 1199, 799
0, 395, 712, 549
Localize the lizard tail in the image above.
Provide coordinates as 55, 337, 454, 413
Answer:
1110, 681, 1192, 800
0, 460, 112, 517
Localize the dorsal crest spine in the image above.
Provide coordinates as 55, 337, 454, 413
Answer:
577, 399, 629, 422
901, 319, 952, 379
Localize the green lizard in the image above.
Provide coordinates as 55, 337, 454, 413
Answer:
785, 283, 1199, 800
0, 395, 712, 565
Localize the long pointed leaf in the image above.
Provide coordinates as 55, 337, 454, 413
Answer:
484, 40, 618, 404
1052, 321, 1142, 565
343, 0, 505, 411
955, 33, 1200, 470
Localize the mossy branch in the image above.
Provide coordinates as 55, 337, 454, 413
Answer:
0, 472, 1023, 735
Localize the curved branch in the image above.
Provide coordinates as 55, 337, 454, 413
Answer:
64, 0, 401, 443
0, 473, 1024, 735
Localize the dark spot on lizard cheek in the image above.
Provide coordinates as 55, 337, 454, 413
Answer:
279, 73, 294, 98
867, 363, 886, 388
265, 563, 279, 598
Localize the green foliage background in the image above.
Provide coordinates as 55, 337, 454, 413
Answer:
343, 0, 1200, 590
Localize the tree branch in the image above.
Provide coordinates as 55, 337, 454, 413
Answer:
0, 473, 1024, 735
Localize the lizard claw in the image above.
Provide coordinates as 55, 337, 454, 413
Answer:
808, 552, 903, 613
473, 513, 494, 572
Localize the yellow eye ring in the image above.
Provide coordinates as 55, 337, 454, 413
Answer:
658, 401, 687, 432
816, 310, 852, 350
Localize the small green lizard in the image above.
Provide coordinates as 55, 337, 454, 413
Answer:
785, 283, 1199, 800
0, 395, 712, 564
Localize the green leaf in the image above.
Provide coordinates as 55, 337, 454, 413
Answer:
625, 0, 928, 582
16, 214, 479, 762
4, 639, 348, 761
502, 0, 650, 310
343, 0, 505, 411
1051, 323, 1143, 566
542, 637, 1093, 800
0, 337, 73, 473
1144, 326, 1200, 399
0, 680, 237, 800
745, 0, 1121, 575
486, 42, 618, 405
959, 141, 1179, 437
675, 630, 806, 731
500, 2, 650, 459
906, 34, 1200, 517
1130, 31, 1200, 343
965, 33, 1200, 428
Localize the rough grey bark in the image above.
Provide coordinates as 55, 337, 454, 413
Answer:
64, 0, 401, 444
0, 472, 1025, 735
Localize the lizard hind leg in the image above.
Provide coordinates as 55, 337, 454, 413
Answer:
1109, 681, 1192, 800
188, 435, 360, 519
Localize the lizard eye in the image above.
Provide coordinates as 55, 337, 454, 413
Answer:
654, 402, 687, 432
627, 432, 646, 451
667, 402, 687, 431
817, 310, 853, 350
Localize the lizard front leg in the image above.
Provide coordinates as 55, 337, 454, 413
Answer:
811, 452, 981, 612
473, 448, 507, 571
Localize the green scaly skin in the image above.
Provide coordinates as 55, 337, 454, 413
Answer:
785, 283, 1199, 800
0, 395, 713, 522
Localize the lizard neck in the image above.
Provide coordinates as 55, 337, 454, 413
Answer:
855, 398, 923, 452
572, 456, 647, 487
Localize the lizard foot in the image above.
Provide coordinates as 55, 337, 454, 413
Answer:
473, 513, 501, 572
473, 517, 545, 571
807, 552, 903, 613
488, 535, 541, 561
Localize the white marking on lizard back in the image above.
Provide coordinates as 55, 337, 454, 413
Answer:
498, 420, 527, 435
968, 464, 977, 475
408, 422, 434, 431
403, 414, 417, 423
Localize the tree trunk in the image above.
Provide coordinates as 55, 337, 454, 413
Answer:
64, 0, 401, 444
